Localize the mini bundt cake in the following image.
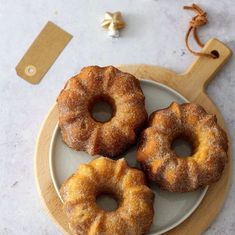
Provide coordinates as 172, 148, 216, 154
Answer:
60, 157, 155, 235
137, 102, 228, 192
57, 66, 147, 157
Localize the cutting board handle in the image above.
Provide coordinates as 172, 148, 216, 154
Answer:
181, 38, 232, 90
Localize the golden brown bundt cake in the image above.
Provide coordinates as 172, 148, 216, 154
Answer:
57, 66, 147, 157
60, 157, 154, 235
137, 102, 228, 192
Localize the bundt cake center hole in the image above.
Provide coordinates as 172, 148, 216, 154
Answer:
91, 97, 114, 122
96, 193, 118, 212
171, 137, 193, 157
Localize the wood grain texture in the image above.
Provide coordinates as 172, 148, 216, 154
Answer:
34, 38, 232, 235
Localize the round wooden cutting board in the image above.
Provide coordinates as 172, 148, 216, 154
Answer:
34, 38, 232, 235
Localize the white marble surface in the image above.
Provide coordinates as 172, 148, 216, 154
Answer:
0, 0, 234, 234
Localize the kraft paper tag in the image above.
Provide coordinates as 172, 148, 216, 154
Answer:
16, 21, 73, 84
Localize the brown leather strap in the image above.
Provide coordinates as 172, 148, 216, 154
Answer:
184, 3, 215, 58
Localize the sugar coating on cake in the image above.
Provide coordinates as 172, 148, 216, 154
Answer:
57, 66, 148, 157
61, 157, 155, 235
137, 102, 228, 192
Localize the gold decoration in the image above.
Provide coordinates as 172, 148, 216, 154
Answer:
101, 12, 125, 37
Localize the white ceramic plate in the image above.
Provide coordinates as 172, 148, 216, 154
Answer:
49, 80, 208, 235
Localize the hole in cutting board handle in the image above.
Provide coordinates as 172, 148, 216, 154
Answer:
211, 50, 220, 59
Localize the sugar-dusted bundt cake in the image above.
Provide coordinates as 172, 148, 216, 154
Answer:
57, 66, 147, 157
137, 102, 228, 192
60, 157, 155, 235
